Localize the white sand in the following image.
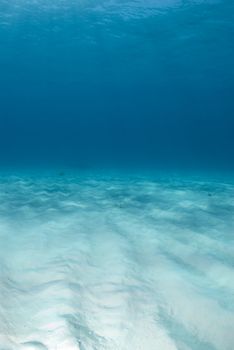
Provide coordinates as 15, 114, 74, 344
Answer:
0, 173, 234, 350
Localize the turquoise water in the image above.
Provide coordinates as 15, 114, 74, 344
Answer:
0, 172, 234, 349
0, 0, 234, 167
0, 0, 234, 349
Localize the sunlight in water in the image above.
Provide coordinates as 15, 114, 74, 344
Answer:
0, 173, 234, 350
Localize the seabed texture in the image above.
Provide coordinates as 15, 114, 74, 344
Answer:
0, 173, 234, 350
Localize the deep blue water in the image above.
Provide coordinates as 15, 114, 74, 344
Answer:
0, 0, 234, 169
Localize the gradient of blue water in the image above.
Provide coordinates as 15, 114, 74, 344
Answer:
0, 0, 234, 168
0, 1, 234, 349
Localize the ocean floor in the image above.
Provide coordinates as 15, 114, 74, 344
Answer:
0, 172, 234, 350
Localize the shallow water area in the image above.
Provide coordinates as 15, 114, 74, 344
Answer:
0, 172, 234, 350
1, 0, 234, 347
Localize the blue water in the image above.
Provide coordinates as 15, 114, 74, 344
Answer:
1, 0, 234, 168
0, 1, 234, 349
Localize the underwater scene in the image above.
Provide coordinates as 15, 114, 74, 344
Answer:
0, 0, 234, 349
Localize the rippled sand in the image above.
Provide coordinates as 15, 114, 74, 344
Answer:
0, 173, 234, 350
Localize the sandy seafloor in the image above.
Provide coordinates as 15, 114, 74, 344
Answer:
0, 171, 234, 350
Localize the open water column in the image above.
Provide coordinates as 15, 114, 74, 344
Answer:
0, 0, 234, 349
